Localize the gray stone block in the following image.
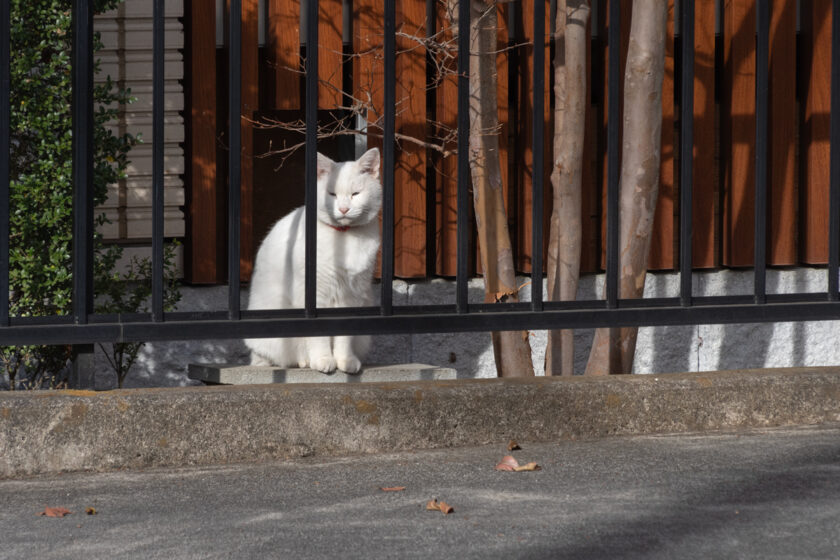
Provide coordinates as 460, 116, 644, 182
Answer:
188, 363, 457, 384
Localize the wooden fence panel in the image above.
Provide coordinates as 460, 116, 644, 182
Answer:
355, 0, 383, 277
356, 0, 428, 277
768, 0, 797, 265
240, 0, 259, 280
393, 2, 428, 277
187, 0, 220, 283
800, 0, 832, 264
648, 0, 676, 270
268, 0, 301, 109
722, 0, 755, 267
691, 0, 717, 268
318, 0, 344, 108
188, 0, 839, 284
434, 2, 461, 277
723, 0, 797, 267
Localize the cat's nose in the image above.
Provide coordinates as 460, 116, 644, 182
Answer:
339, 206, 350, 215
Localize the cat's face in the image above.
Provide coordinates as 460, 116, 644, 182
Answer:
316, 148, 382, 228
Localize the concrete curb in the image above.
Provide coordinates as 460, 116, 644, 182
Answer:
2, 367, 840, 478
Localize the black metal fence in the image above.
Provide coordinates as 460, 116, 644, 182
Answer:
2, 0, 840, 380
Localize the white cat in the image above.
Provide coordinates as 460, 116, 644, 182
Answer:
245, 148, 382, 373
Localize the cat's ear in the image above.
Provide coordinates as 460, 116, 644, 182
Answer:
356, 148, 380, 180
317, 152, 335, 181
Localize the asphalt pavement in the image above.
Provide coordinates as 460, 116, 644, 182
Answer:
2, 425, 839, 559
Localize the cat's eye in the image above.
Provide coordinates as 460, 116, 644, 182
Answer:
328, 192, 337, 197
351, 192, 360, 197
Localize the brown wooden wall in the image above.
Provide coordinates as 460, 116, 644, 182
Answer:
185, 0, 835, 284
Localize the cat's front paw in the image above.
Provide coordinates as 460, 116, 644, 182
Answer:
336, 356, 362, 374
311, 355, 337, 373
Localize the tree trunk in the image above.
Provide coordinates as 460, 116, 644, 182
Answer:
458, 0, 534, 377
546, 0, 590, 376
584, 0, 667, 375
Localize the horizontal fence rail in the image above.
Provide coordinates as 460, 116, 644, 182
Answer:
1, 0, 840, 357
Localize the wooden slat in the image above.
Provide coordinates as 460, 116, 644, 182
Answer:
434, 1, 459, 277
240, 0, 259, 281
355, 0, 385, 278
768, 0, 797, 265
516, 0, 552, 273
393, 2, 427, 277
268, 0, 301, 109
800, 0, 832, 264
354, 0, 381, 119
187, 0, 219, 283
356, 0, 428, 278
648, 0, 676, 270
722, 0, 755, 267
723, 0, 797, 267
691, 0, 716, 268
318, 0, 344, 108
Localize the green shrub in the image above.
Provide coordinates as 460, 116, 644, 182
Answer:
0, 0, 174, 390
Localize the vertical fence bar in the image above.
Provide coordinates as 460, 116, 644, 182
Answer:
72, 0, 94, 325
679, 0, 695, 307
152, 0, 165, 321
456, 0, 470, 313
531, 0, 545, 311
0, 0, 9, 326
228, 0, 242, 320
381, 1, 395, 315
754, 0, 769, 305
304, 0, 318, 317
605, 0, 620, 308
830, 0, 840, 300
70, 0, 95, 388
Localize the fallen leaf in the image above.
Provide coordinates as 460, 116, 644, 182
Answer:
507, 440, 521, 451
426, 499, 454, 514
380, 486, 406, 492
85, 507, 97, 515
495, 455, 519, 471
38, 507, 72, 518
495, 455, 541, 472
437, 501, 454, 514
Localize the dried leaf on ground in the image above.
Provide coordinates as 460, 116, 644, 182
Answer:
494, 455, 519, 471
507, 440, 521, 451
85, 507, 97, 515
38, 507, 72, 518
495, 455, 541, 472
380, 486, 406, 492
513, 462, 541, 472
426, 499, 454, 514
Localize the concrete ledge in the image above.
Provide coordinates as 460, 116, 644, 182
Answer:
3, 367, 840, 478
188, 363, 457, 384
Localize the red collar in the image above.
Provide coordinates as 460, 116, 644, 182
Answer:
328, 224, 351, 232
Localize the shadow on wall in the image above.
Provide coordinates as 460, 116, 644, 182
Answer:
635, 269, 835, 375
366, 280, 496, 379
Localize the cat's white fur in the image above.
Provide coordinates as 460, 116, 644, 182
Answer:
244, 148, 382, 373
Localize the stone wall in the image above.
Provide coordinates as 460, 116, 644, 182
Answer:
90, 269, 840, 389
